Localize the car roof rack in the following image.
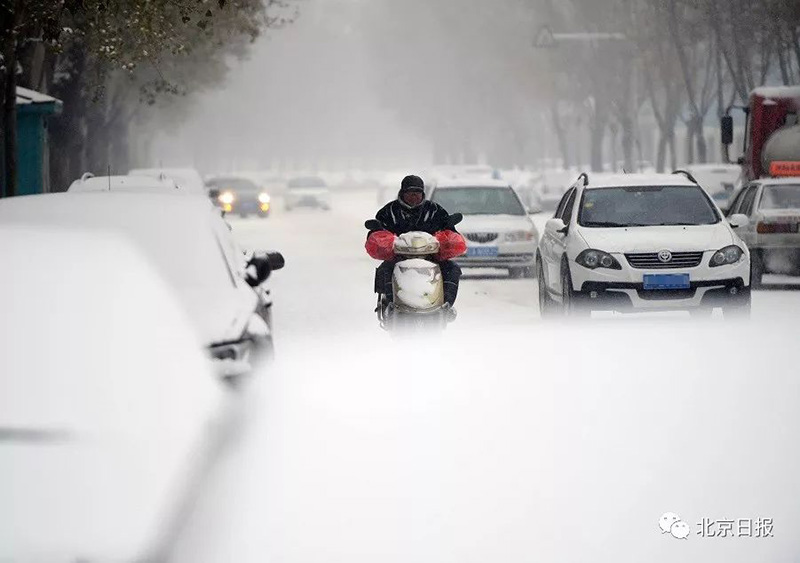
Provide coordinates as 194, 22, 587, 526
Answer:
672, 169, 699, 184
575, 172, 589, 186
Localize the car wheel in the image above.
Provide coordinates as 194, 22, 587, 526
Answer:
689, 308, 713, 319
537, 259, 557, 318
723, 289, 752, 320
561, 260, 588, 318
751, 250, 764, 288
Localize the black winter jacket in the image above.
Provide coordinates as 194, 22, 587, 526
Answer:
373, 200, 456, 236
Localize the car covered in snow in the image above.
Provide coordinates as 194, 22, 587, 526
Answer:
0, 192, 284, 377
68, 173, 181, 193
726, 177, 800, 286
430, 179, 539, 278
128, 167, 207, 195
285, 176, 331, 211
206, 175, 272, 218
0, 226, 228, 561
536, 172, 751, 317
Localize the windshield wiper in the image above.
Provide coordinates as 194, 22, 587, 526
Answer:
583, 221, 648, 228
655, 222, 701, 226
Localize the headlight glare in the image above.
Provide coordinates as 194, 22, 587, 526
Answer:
219, 191, 235, 205
575, 249, 621, 270
710, 245, 743, 267
258, 193, 271, 204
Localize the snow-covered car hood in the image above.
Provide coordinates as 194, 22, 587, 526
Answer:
577, 224, 735, 252
180, 285, 259, 346
459, 214, 536, 234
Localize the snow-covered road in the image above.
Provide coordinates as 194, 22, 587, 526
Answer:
168, 188, 800, 563
228, 188, 800, 335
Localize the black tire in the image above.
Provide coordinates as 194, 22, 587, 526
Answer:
723, 290, 752, 320
689, 308, 713, 319
751, 250, 765, 288
561, 260, 589, 318
537, 259, 557, 318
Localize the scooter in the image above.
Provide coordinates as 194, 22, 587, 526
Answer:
365, 214, 462, 331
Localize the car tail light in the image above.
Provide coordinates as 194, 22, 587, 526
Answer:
757, 222, 797, 234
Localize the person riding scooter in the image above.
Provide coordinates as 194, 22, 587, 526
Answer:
365, 175, 466, 312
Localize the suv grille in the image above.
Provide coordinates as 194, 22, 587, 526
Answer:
625, 252, 704, 269
465, 232, 498, 243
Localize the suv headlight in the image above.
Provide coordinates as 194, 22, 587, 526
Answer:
576, 249, 622, 270
710, 245, 744, 267
218, 191, 235, 205
258, 193, 271, 204
504, 230, 535, 242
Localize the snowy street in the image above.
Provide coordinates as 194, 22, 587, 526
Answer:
164, 187, 800, 562
229, 187, 800, 336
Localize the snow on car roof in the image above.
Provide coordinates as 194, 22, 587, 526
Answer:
0, 193, 234, 292
754, 177, 800, 186
433, 179, 511, 189
68, 175, 180, 193
751, 85, 800, 99
584, 173, 698, 189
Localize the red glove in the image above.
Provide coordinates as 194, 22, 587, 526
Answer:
435, 230, 467, 261
365, 230, 397, 261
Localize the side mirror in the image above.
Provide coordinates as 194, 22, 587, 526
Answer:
729, 213, 749, 229
245, 251, 285, 287
208, 188, 220, 200
365, 219, 383, 231
721, 115, 734, 146
446, 213, 463, 228
545, 217, 568, 235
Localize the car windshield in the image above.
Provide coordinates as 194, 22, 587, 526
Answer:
211, 178, 261, 193
288, 177, 326, 188
759, 184, 800, 210
578, 185, 719, 227
431, 187, 525, 216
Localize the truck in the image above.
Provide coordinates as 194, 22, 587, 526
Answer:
721, 86, 800, 181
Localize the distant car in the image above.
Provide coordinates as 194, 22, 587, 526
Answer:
0, 226, 227, 561
536, 172, 751, 318
68, 173, 181, 193
0, 193, 285, 377
285, 177, 331, 211
429, 179, 539, 278
683, 163, 741, 212
538, 169, 574, 211
726, 177, 800, 286
128, 167, 207, 195
206, 175, 271, 218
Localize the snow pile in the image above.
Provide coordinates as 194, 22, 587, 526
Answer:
394, 259, 442, 309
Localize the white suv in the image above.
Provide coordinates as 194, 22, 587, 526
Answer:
536, 172, 752, 317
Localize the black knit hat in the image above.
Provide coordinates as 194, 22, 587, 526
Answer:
400, 175, 425, 193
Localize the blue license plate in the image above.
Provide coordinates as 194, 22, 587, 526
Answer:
643, 273, 690, 290
467, 246, 499, 257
